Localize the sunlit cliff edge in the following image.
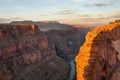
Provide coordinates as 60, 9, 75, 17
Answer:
75, 20, 120, 80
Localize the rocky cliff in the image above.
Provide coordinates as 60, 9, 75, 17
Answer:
0, 24, 70, 80
46, 28, 91, 61
75, 20, 120, 80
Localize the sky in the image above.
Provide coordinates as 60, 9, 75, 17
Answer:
0, 0, 120, 24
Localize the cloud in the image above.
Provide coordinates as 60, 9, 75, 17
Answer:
85, 3, 108, 7
109, 0, 119, 3
51, 9, 76, 15
68, 11, 120, 24
84, 0, 120, 7
38, 9, 76, 18
78, 14, 91, 17
108, 11, 120, 18
0, 17, 20, 23
79, 11, 120, 19
39, 14, 48, 17
0, 18, 10, 22
53, 10, 75, 15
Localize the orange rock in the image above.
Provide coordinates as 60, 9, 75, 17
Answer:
75, 20, 120, 80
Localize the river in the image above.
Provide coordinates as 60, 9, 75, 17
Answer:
69, 60, 76, 80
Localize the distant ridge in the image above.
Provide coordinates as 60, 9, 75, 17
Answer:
10, 20, 74, 31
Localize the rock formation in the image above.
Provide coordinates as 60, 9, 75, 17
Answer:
0, 24, 70, 80
10, 21, 74, 31
75, 20, 120, 80
46, 28, 91, 61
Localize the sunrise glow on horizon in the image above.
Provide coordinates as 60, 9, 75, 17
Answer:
0, 0, 120, 24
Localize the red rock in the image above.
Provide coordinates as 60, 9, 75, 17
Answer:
75, 20, 120, 80
0, 24, 70, 80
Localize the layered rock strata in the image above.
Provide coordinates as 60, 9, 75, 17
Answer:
75, 21, 120, 80
0, 24, 70, 80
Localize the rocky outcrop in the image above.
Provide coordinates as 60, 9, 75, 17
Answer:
46, 28, 91, 61
10, 21, 74, 31
75, 20, 120, 80
0, 24, 70, 80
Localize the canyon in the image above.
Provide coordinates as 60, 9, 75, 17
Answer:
10, 21, 91, 61
45, 28, 90, 61
0, 22, 91, 80
75, 20, 120, 80
0, 24, 70, 80
2, 20, 119, 80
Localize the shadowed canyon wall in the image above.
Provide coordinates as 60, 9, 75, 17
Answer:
10, 21, 91, 61
75, 21, 120, 80
0, 24, 70, 80
46, 28, 91, 61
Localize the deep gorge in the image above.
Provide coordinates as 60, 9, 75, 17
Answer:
0, 23, 91, 80
45, 28, 91, 80
1, 20, 119, 80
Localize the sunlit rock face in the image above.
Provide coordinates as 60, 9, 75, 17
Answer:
75, 21, 120, 80
0, 24, 70, 80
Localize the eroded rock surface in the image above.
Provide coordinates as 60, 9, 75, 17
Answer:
0, 24, 70, 80
75, 21, 120, 80
46, 28, 90, 61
